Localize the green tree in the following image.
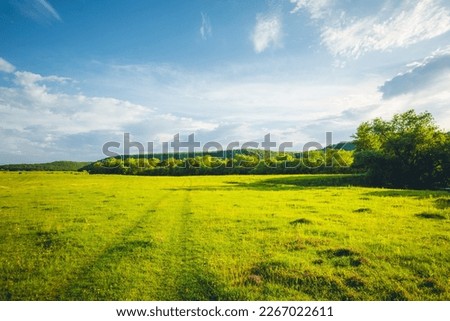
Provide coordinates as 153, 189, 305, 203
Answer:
353, 109, 449, 188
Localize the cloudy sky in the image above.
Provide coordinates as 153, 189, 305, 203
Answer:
1, 0, 450, 163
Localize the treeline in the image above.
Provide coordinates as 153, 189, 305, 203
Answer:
84, 109, 449, 189
82, 149, 356, 176
0, 161, 91, 172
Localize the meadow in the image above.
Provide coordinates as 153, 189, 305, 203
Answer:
0, 172, 449, 300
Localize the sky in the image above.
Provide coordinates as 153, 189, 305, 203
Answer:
1, 0, 450, 163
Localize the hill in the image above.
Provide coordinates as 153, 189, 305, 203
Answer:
0, 161, 91, 172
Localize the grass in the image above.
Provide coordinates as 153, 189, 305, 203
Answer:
0, 172, 449, 300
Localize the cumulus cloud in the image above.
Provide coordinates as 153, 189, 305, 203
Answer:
292, 0, 450, 58
0, 58, 16, 73
252, 14, 282, 53
200, 12, 212, 40
380, 46, 450, 99
0, 63, 219, 163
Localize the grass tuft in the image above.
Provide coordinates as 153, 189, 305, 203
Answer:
435, 198, 450, 209
290, 218, 312, 225
345, 276, 365, 289
325, 248, 358, 257
415, 212, 447, 220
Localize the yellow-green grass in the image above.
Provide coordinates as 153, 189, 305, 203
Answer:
0, 172, 448, 300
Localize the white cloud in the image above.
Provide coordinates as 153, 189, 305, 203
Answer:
11, 71, 72, 106
252, 14, 282, 53
112, 63, 387, 141
37, 0, 61, 21
290, 0, 331, 19
0, 58, 16, 73
92, 60, 450, 134
292, 0, 450, 58
13, 0, 61, 23
380, 46, 450, 98
200, 12, 212, 40
0, 66, 219, 163
0, 76, 147, 135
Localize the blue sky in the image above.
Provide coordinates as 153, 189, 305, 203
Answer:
1, 0, 450, 163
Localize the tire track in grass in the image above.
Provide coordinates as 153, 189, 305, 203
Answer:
176, 181, 221, 300
154, 178, 192, 299
155, 178, 224, 300
57, 190, 172, 300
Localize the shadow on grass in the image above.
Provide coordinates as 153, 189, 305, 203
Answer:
435, 198, 450, 209
227, 174, 368, 191
248, 260, 353, 300
364, 190, 449, 199
55, 191, 172, 300
160, 175, 367, 192
245, 256, 414, 300
163, 186, 233, 192
176, 270, 241, 300
60, 240, 156, 300
415, 212, 447, 220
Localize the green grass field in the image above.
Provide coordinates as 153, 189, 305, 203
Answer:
0, 172, 449, 300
